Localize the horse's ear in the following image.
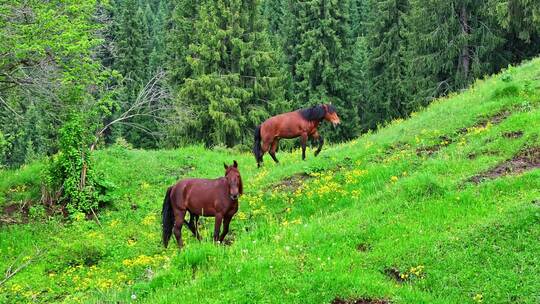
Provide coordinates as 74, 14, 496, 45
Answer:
224, 163, 228, 170
233, 160, 238, 168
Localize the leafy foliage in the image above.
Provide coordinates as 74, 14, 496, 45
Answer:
43, 115, 100, 215
0, 0, 108, 167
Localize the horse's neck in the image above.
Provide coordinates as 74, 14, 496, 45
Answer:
309, 120, 321, 128
216, 177, 228, 188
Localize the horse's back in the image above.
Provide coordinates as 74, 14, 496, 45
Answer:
170, 178, 226, 216
261, 111, 305, 139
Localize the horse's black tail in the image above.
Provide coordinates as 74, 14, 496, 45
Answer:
253, 125, 262, 165
162, 186, 174, 248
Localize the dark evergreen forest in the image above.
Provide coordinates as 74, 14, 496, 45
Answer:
2, 0, 540, 167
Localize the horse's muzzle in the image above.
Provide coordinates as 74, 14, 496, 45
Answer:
230, 194, 239, 200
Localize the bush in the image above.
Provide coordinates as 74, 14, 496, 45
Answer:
113, 137, 133, 149
43, 115, 104, 216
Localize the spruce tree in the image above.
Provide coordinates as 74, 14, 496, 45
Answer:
283, 0, 360, 141
176, 0, 287, 147
166, 0, 200, 86
487, 0, 540, 62
362, 0, 409, 129
149, 0, 168, 75
113, 0, 158, 147
115, 0, 147, 99
404, 0, 503, 108
262, 0, 285, 35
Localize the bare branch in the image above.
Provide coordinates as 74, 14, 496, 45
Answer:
93, 70, 170, 140
0, 247, 44, 286
0, 94, 22, 118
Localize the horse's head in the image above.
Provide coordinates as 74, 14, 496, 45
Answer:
224, 160, 243, 201
322, 104, 341, 126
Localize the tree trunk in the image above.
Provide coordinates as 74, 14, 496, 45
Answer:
459, 4, 470, 79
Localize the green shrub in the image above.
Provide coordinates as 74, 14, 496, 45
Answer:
49, 241, 107, 271
114, 137, 133, 150
28, 204, 46, 220
43, 115, 104, 216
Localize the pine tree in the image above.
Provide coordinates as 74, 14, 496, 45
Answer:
115, 0, 147, 99
148, 0, 168, 75
113, 0, 159, 147
404, 0, 504, 108
175, 0, 287, 147
283, 0, 360, 141
166, 0, 200, 86
487, 0, 540, 62
349, 0, 369, 37
361, 0, 409, 130
262, 0, 285, 34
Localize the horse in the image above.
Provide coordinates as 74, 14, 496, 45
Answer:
161, 160, 243, 249
253, 104, 341, 167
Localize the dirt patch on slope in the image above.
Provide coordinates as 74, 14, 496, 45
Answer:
416, 135, 453, 157
469, 146, 540, 183
458, 110, 512, 135
273, 173, 311, 192
375, 142, 408, 161
168, 165, 195, 179
356, 243, 371, 252
0, 203, 30, 225
383, 267, 406, 283
468, 150, 501, 160
332, 298, 390, 304
502, 130, 524, 139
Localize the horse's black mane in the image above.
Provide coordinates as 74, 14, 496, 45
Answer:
298, 104, 336, 121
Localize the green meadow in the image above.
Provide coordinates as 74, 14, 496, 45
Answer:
1, 58, 540, 303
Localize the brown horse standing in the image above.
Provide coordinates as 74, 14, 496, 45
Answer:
162, 161, 243, 249
253, 104, 341, 167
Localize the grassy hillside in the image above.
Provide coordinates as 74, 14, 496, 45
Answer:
1, 58, 540, 303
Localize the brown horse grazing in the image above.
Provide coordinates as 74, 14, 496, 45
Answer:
162, 161, 243, 249
253, 104, 341, 167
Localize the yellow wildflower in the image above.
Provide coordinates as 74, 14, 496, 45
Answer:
237, 211, 247, 220
473, 293, 483, 303
142, 214, 155, 226
11, 284, 23, 292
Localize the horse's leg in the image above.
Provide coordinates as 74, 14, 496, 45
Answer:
312, 131, 324, 156
259, 139, 271, 168
213, 214, 223, 243
300, 133, 308, 160
269, 139, 279, 163
184, 212, 198, 238
219, 215, 232, 242
173, 210, 186, 249
194, 214, 201, 240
